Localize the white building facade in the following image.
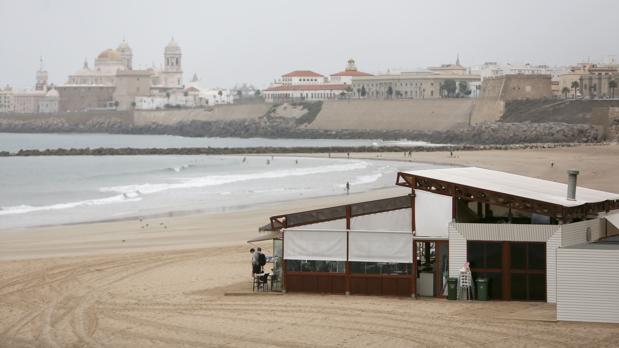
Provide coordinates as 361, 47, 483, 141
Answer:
0, 85, 14, 113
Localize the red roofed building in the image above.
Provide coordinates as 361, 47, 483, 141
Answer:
330, 59, 373, 85
263, 83, 348, 102
263, 60, 372, 102
280, 70, 325, 86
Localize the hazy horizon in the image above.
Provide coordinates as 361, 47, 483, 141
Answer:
1, 0, 618, 89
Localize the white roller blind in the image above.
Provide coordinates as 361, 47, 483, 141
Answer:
415, 190, 452, 237
284, 229, 347, 261
349, 231, 412, 263
350, 208, 411, 232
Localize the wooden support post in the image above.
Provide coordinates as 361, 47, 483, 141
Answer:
412, 240, 417, 298
345, 205, 351, 296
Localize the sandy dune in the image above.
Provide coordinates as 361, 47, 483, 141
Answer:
1, 144, 619, 347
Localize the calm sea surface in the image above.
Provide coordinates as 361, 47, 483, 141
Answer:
0, 134, 446, 229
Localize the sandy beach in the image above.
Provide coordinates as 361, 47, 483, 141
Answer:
2, 144, 619, 347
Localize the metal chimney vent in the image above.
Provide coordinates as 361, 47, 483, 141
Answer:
567, 169, 579, 201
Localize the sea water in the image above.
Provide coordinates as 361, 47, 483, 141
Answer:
0, 154, 444, 229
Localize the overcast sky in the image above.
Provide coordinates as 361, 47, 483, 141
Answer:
1, 0, 618, 89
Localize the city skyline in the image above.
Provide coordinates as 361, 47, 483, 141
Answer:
1, 0, 618, 89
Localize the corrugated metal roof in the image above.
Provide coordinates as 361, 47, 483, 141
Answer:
404, 167, 619, 208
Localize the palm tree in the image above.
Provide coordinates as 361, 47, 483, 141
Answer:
561, 87, 570, 99
570, 81, 579, 99
609, 80, 617, 99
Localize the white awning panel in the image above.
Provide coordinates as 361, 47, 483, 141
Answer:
350, 208, 411, 232
415, 190, 452, 237
283, 229, 347, 261
349, 231, 412, 263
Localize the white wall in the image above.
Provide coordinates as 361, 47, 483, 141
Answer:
287, 218, 346, 231
546, 229, 562, 303
350, 208, 411, 231
557, 248, 619, 323
561, 219, 605, 247
415, 190, 452, 237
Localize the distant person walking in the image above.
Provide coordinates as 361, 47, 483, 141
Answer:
346, 181, 350, 195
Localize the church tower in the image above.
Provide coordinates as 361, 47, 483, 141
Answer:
117, 40, 133, 70
35, 57, 48, 91
163, 38, 183, 87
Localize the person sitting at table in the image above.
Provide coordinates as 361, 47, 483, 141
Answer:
250, 248, 260, 276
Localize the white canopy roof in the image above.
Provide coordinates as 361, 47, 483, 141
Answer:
404, 167, 619, 208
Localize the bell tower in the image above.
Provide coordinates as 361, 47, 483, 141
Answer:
35, 56, 48, 91
117, 40, 133, 70
163, 38, 183, 87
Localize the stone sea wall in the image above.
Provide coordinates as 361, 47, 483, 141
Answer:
0, 99, 608, 145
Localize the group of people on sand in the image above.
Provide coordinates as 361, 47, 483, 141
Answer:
250, 247, 267, 275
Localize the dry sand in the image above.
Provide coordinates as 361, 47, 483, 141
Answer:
1, 144, 619, 347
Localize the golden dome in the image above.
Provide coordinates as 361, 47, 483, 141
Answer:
97, 48, 121, 61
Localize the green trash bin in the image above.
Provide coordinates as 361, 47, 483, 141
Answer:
447, 277, 458, 300
476, 278, 488, 301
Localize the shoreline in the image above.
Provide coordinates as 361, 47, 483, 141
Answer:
0, 182, 403, 232
0, 141, 602, 157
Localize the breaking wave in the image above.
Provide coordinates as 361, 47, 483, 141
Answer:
100, 161, 370, 196
0, 194, 142, 216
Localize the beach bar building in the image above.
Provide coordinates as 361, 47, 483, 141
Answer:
266, 167, 619, 311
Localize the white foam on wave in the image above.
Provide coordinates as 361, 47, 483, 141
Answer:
0, 194, 142, 216
383, 140, 446, 147
100, 160, 370, 196
336, 173, 383, 188
168, 164, 193, 173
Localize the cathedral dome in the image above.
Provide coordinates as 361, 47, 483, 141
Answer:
97, 49, 121, 61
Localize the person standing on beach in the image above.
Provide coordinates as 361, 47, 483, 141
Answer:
346, 182, 350, 195
250, 248, 260, 275
256, 247, 267, 273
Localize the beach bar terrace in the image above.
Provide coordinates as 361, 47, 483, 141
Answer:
267, 167, 619, 310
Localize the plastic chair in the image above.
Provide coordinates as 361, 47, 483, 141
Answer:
458, 271, 474, 300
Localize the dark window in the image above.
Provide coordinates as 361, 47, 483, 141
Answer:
286, 260, 345, 273
528, 243, 546, 270
510, 243, 527, 269
486, 242, 503, 269
508, 242, 546, 301
510, 273, 527, 300
467, 242, 484, 268
350, 262, 412, 275
467, 241, 502, 269
529, 274, 546, 301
